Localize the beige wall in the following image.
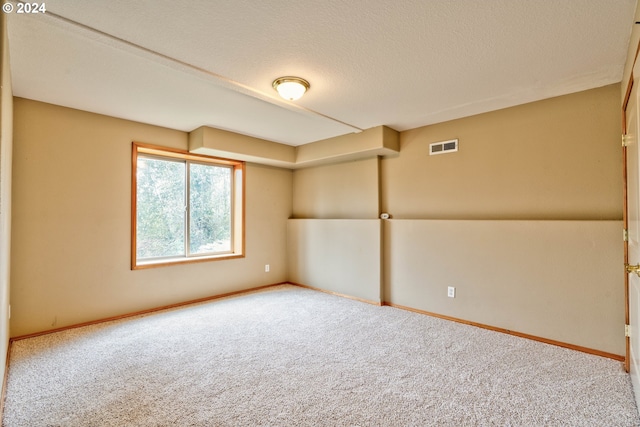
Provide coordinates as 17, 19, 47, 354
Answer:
0, 13, 12, 387
289, 84, 624, 355
288, 219, 381, 303
292, 158, 379, 219
291, 84, 621, 221
385, 219, 624, 355
8, 78, 625, 356
382, 84, 622, 220
11, 98, 292, 337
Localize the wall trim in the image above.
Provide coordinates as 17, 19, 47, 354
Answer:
10, 282, 289, 342
8, 282, 625, 359
2, 279, 623, 424
289, 282, 382, 306
3, 283, 288, 422
289, 280, 623, 361
385, 301, 624, 362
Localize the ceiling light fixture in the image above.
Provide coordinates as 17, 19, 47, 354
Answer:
272, 76, 310, 101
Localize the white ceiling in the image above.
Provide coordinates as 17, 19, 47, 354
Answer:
6, 0, 638, 146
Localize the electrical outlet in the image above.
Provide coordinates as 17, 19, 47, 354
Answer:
447, 286, 455, 298
265, 264, 270, 272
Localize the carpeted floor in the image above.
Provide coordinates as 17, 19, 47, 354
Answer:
2, 284, 639, 426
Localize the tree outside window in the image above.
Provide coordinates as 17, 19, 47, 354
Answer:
132, 143, 244, 269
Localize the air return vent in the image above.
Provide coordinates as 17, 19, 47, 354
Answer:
429, 139, 458, 155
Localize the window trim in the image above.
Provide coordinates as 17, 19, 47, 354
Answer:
131, 142, 245, 270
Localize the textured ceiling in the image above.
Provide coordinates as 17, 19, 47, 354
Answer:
6, 0, 638, 146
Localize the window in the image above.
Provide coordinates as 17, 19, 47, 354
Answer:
132, 143, 244, 269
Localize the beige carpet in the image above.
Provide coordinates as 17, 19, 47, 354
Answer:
2, 284, 639, 426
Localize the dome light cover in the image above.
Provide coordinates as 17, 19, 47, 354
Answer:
272, 76, 310, 101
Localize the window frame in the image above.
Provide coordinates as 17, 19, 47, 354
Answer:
131, 142, 245, 270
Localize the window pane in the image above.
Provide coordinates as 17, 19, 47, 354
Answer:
136, 157, 186, 259
189, 163, 232, 254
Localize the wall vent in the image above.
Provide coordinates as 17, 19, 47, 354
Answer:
429, 139, 458, 155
